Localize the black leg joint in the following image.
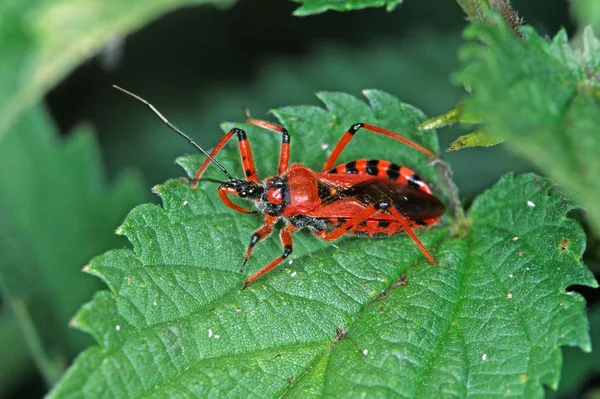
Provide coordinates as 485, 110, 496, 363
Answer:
249, 234, 260, 247
375, 202, 389, 211
281, 129, 290, 144
233, 128, 247, 141
349, 123, 364, 135
282, 245, 293, 258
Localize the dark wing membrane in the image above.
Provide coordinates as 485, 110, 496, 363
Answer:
336, 179, 445, 221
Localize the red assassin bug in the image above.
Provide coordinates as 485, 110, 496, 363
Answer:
114, 86, 445, 287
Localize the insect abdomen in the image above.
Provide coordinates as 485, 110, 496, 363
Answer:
327, 159, 432, 195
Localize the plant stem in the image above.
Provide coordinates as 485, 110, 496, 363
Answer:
0, 308, 34, 396
9, 297, 64, 386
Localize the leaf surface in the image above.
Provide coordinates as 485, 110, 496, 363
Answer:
459, 23, 600, 234
447, 130, 503, 151
292, 0, 402, 16
572, 0, 600, 31
0, 105, 145, 383
549, 304, 600, 397
0, 0, 235, 143
50, 92, 596, 398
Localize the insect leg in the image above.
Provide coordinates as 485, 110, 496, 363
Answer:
322, 123, 435, 172
190, 128, 259, 188
387, 207, 435, 264
241, 215, 278, 272
218, 186, 257, 214
314, 202, 436, 264
244, 109, 290, 174
315, 205, 381, 241
243, 224, 297, 288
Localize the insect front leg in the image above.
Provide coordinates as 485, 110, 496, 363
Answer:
244, 110, 291, 175
241, 215, 278, 272
218, 186, 257, 214
190, 128, 259, 188
243, 224, 297, 288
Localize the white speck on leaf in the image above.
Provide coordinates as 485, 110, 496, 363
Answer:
288, 259, 293, 265
362, 349, 368, 356
482, 353, 488, 361
183, 200, 188, 206
507, 293, 513, 299
321, 143, 329, 150
208, 329, 213, 338
214, 335, 220, 339
291, 271, 297, 277
512, 237, 519, 241
153, 300, 157, 306
527, 201, 535, 207
116, 325, 121, 331
509, 274, 514, 278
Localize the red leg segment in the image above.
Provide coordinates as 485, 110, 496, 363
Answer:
245, 112, 290, 175
316, 205, 380, 241
314, 202, 436, 265
241, 215, 278, 271
243, 224, 297, 288
387, 207, 435, 264
218, 186, 257, 214
190, 128, 258, 188
322, 123, 435, 172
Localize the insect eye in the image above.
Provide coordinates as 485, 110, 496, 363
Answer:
239, 191, 247, 198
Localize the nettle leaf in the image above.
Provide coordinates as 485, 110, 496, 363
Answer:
459, 22, 600, 234
0, 0, 235, 142
550, 304, 600, 397
0, 105, 145, 382
447, 130, 504, 151
292, 0, 402, 16
571, 0, 600, 30
50, 92, 596, 398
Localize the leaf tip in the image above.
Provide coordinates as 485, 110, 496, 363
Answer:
361, 89, 375, 97
314, 91, 327, 102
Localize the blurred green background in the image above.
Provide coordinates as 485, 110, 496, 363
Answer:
1, 0, 598, 397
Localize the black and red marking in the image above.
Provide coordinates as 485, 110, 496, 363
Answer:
115, 86, 445, 288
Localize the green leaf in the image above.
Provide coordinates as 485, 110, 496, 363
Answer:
572, 0, 600, 31
292, 0, 402, 16
447, 130, 504, 151
459, 22, 600, 234
0, 105, 146, 384
549, 304, 600, 397
0, 309, 34, 397
0, 0, 235, 144
50, 92, 596, 398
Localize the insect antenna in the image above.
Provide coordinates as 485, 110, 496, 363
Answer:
113, 85, 233, 181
